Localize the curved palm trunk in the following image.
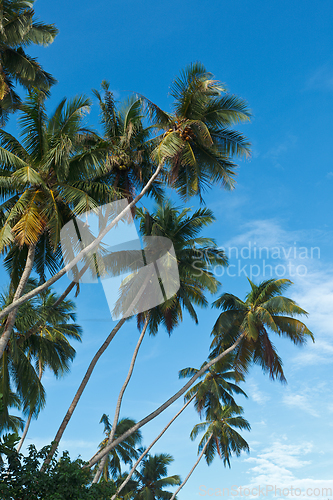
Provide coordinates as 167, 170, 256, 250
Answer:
0, 161, 165, 322
170, 433, 213, 500
87, 331, 246, 468
16, 360, 43, 453
111, 394, 196, 500
41, 317, 126, 470
0, 244, 36, 359
42, 269, 153, 470
92, 315, 150, 484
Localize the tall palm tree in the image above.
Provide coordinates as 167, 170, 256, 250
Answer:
0, 281, 81, 441
210, 278, 314, 381
0, 0, 58, 124
170, 357, 249, 500
170, 405, 250, 500
132, 453, 181, 500
92, 82, 164, 207
16, 285, 82, 451
96, 415, 142, 483
111, 355, 247, 500
0, 90, 112, 358
145, 62, 251, 200
87, 279, 313, 469
0, 281, 44, 433
92, 202, 227, 482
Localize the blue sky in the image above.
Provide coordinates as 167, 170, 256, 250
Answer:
2, 0, 333, 498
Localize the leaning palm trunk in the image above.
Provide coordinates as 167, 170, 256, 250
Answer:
111, 394, 196, 500
16, 360, 43, 453
0, 244, 36, 359
0, 160, 165, 324
87, 332, 246, 468
170, 433, 213, 500
43, 273, 153, 469
41, 317, 126, 469
92, 315, 150, 483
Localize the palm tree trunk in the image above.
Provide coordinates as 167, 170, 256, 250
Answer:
87, 331, 246, 469
169, 433, 213, 500
111, 394, 196, 500
0, 160, 165, 322
16, 360, 43, 453
42, 270, 153, 470
41, 317, 126, 470
0, 244, 36, 359
92, 315, 150, 484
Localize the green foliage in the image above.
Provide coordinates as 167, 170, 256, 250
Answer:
132, 453, 181, 500
97, 415, 142, 482
135, 201, 227, 335
144, 62, 251, 200
0, 280, 82, 433
0, 431, 20, 464
92, 82, 164, 204
190, 405, 250, 467
0, 0, 58, 124
0, 442, 114, 499
180, 355, 247, 418
0, 90, 113, 285
210, 278, 314, 381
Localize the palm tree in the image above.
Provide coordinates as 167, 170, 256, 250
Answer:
210, 278, 314, 381
0, 389, 23, 434
0, 90, 112, 358
111, 355, 247, 500
92, 82, 164, 207
179, 355, 247, 417
110, 398, 195, 500
92, 202, 227, 482
96, 415, 142, 482
0, 0, 58, 125
145, 62, 251, 200
0, 280, 81, 442
0, 281, 44, 433
87, 278, 313, 469
16, 285, 82, 451
136, 202, 227, 334
170, 405, 250, 500
132, 453, 181, 500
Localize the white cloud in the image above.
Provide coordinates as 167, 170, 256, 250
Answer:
282, 391, 319, 418
218, 218, 333, 367
247, 380, 270, 405
239, 439, 333, 500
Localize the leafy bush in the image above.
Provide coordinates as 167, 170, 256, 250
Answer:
0, 436, 114, 499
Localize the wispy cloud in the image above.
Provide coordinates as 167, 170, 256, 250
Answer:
305, 65, 333, 92
247, 380, 271, 405
282, 391, 319, 417
218, 218, 333, 366
239, 439, 333, 500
